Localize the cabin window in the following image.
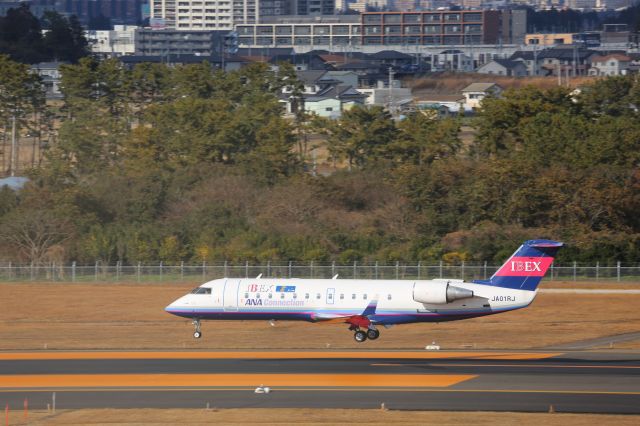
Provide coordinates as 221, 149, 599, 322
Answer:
268, 293, 273, 299
293, 293, 297, 299
352, 294, 356, 299
328, 293, 333, 300
244, 292, 249, 298
340, 294, 344, 299
192, 287, 211, 294
363, 294, 367, 300
387, 294, 392, 300
316, 293, 321, 299
305, 293, 309, 299
256, 293, 260, 299
281, 293, 285, 299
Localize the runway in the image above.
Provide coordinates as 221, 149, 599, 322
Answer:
1, 350, 639, 413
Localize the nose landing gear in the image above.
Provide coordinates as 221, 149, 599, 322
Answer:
192, 319, 202, 339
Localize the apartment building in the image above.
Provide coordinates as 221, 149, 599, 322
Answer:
236, 15, 360, 48
236, 10, 525, 49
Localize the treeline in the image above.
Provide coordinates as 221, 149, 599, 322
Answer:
0, 4, 89, 64
0, 55, 639, 264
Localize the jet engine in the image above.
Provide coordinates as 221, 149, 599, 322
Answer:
413, 281, 474, 305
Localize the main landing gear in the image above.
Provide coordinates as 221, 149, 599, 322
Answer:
193, 319, 202, 339
350, 325, 380, 342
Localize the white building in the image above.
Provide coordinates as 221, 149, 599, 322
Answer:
88, 25, 137, 56
461, 82, 502, 110
151, 0, 234, 30
588, 54, 631, 76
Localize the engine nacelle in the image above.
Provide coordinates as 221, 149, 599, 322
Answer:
413, 281, 474, 305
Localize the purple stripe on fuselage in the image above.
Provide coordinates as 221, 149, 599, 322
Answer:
165, 306, 517, 325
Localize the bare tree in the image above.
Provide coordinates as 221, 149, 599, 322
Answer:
0, 209, 72, 264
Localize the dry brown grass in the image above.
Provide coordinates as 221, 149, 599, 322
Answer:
1, 282, 639, 350
408, 72, 595, 98
5, 408, 640, 426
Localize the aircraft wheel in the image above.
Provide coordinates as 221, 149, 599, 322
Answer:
193, 331, 202, 339
354, 330, 367, 343
367, 329, 380, 340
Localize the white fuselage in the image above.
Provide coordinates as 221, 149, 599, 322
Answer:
165, 278, 537, 325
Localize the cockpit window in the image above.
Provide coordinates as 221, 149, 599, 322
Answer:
190, 287, 211, 295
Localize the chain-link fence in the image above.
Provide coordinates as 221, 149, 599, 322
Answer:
0, 261, 638, 283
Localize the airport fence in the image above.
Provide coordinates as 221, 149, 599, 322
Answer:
0, 261, 638, 283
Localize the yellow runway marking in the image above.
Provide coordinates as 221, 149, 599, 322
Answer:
0, 351, 561, 361
0, 374, 476, 388
1, 388, 638, 395
372, 363, 640, 369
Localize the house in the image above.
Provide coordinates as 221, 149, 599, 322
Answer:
416, 94, 466, 116
510, 51, 539, 76
461, 83, 502, 110
476, 59, 527, 77
588, 54, 631, 76
268, 52, 331, 71
282, 70, 367, 118
367, 50, 415, 69
537, 48, 596, 76
31, 62, 65, 100
358, 81, 413, 110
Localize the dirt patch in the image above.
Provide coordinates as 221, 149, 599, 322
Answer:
7, 409, 640, 426
1, 282, 639, 350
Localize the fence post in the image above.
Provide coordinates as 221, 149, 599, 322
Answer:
180, 261, 184, 281
439, 261, 443, 278
95, 261, 98, 282
595, 261, 599, 280
550, 262, 554, 281
288, 261, 292, 278
395, 261, 399, 280
331, 261, 335, 277
417, 261, 421, 280
310, 261, 314, 278
245, 261, 249, 278
617, 261, 621, 282
353, 261, 357, 279
8, 261, 12, 280
116, 260, 121, 282
202, 261, 206, 281
159, 261, 163, 281
72, 261, 76, 283
137, 262, 141, 282
461, 261, 465, 280
375, 261, 379, 280
30, 263, 34, 281
483, 261, 487, 280
573, 261, 577, 281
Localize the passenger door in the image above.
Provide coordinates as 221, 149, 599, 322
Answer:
223, 279, 240, 311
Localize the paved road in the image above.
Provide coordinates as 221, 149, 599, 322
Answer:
1, 351, 639, 414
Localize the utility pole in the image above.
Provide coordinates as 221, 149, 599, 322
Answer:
10, 114, 16, 177
388, 67, 394, 117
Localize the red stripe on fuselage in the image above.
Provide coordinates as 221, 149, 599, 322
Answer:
494, 256, 554, 277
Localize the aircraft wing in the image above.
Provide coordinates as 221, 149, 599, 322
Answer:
310, 299, 378, 325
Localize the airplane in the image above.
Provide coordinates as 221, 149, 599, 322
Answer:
166, 239, 563, 342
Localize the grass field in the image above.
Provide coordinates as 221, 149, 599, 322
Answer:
0, 281, 639, 350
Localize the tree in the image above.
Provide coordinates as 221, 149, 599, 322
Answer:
42, 12, 90, 63
0, 4, 46, 63
323, 105, 396, 169
0, 55, 44, 175
0, 209, 73, 264
393, 113, 461, 165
